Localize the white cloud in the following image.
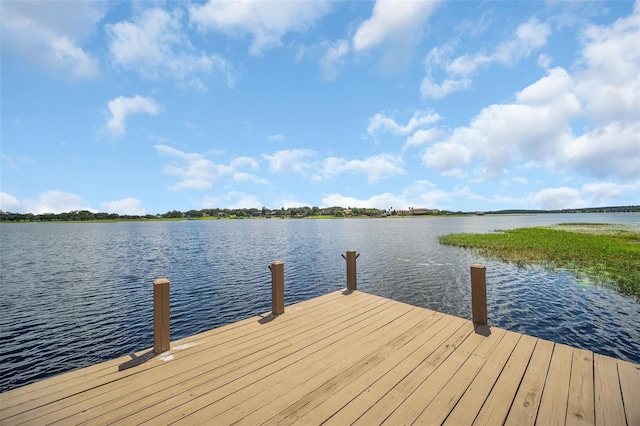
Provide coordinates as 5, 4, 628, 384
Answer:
367, 110, 440, 137
563, 122, 640, 180
493, 18, 551, 66
189, 1, 332, 56
423, 67, 582, 178
403, 128, 441, 152
232, 172, 269, 185
420, 77, 472, 100
422, 141, 473, 177
0, 192, 21, 212
322, 192, 408, 210
574, 5, 640, 126
581, 181, 640, 204
320, 39, 349, 81
156, 146, 267, 190
422, 17, 551, 99
106, 95, 163, 137
101, 198, 146, 215
9, 190, 96, 214
267, 134, 286, 142
512, 177, 528, 185
352, 0, 439, 52
203, 192, 262, 209
422, 6, 640, 183
530, 187, 587, 210
107, 8, 233, 88
155, 145, 217, 190
320, 153, 404, 183
262, 149, 316, 174
0, 1, 103, 80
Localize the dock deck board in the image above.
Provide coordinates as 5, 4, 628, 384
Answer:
1, 290, 638, 425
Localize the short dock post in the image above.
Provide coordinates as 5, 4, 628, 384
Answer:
271, 261, 285, 315
346, 249, 357, 291
153, 278, 170, 354
471, 264, 487, 326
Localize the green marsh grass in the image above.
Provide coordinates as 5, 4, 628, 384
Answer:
439, 223, 640, 298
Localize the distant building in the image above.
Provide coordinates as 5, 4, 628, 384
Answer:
397, 208, 439, 216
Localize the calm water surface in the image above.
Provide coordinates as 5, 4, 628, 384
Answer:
1, 213, 639, 392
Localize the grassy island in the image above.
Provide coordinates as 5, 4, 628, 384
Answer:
439, 223, 640, 298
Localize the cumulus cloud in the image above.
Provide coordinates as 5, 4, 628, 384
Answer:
320, 39, 349, 81
156, 146, 266, 191
530, 187, 586, 210
322, 192, 408, 210
352, 0, 439, 52
101, 198, 146, 215
403, 128, 441, 152
419, 77, 472, 99
367, 110, 440, 137
155, 145, 217, 190
3, 190, 95, 214
202, 191, 262, 209
0, 192, 21, 212
423, 67, 581, 178
106, 95, 162, 137
267, 134, 286, 142
422, 17, 551, 99
581, 180, 640, 204
189, 1, 332, 56
107, 8, 234, 88
422, 6, 640, 183
320, 153, 404, 183
0, 0, 103, 80
262, 149, 316, 174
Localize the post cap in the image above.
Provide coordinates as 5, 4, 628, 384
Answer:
154, 278, 170, 285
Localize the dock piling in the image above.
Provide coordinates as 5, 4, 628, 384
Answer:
471, 264, 487, 326
346, 250, 357, 291
153, 278, 170, 354
271, 261, 285, 315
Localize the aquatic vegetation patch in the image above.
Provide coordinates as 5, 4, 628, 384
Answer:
439, 224, 640, 298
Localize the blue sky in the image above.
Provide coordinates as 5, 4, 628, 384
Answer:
1, 0, 639, 215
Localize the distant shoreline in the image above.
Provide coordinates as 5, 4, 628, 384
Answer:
1, 207, 638, 224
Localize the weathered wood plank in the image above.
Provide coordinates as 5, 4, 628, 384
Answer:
0, 289, 350, 416
618, 359, 640, 425
413, 329, 513, 425
3, 291, 384, 424
258, 311, 446, 425
441, 330, 520, 425
536, 343, 574, 426
566, 348, 594, 426
41, 293, 394, 425
320, 315, 471, 426
205, 305, 432, 425
1, 290, 638, 426
353, 324, 489, 425
594, 353, 626, 425
503, 338, 554, 425
471, 333, 538, 425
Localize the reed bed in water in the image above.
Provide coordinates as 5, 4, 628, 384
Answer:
439, 223, 640, 298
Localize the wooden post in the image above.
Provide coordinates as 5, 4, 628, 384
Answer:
271, 261, 284, 315
346, 249, 357, 291
153, 278, 170, 354
471, 264, 487, 326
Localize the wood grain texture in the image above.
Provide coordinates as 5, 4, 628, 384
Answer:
1, 290, 636, 426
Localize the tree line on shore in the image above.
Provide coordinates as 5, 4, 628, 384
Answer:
0, 206, 398, 222
0, 205, 637, 223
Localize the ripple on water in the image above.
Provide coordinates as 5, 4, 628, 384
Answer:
0, 216, 638, 392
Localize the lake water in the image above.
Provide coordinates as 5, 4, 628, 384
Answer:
1, 213, 639, 392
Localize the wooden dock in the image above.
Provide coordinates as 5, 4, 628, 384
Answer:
1, 290, 638, 425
